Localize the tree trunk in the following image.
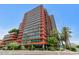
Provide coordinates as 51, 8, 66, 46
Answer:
65, 39, 70, 49
42, 44, 45, 50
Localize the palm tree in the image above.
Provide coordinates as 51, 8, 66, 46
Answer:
61, 27, 72, 49
59, 33, 65, 50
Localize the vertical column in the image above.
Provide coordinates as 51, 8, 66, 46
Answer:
40, 7, 46, 39
40, 6, 47, 49
17, 19, 26, 44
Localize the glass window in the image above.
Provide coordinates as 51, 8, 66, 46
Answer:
27, 35, 40, 39
24, 28, 40, 33
28, 18, 40, 24
22, 40, 27, 44
27, 14, 40, 20
24, 25, 40, 31
26, 22, 40, 28
31, 39, 41, 42
23, 31, 40, 37
24, 30, 40, 35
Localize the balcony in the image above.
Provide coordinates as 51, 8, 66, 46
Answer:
18, 36, 22, 39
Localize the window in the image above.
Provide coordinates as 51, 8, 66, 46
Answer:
22, 37, 27, 40
27, 13, 40, 20
23, 31, 40, 37
24, 25, 40, 31
26, 22, 40, 28
22, 40, 27, 44
31, 39, 41, 42
28, 18, 40, 25
24, 28, 40, 34
27, 35, 40, 39
22, 34, 40, 39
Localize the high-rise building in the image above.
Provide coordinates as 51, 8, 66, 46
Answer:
17, 5, 56, 47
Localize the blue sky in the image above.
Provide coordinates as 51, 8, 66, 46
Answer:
0, 4, 79, 44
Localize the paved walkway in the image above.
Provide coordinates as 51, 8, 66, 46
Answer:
0, 50, 79, 55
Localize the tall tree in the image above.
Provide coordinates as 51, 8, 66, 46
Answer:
48, 28, 59, 50
51, 28, 60, 46
48, 36, 58, 49
61, 27, 72, 49
50, 28, 59, 39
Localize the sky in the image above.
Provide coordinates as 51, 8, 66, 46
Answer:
0, 4, 79, 44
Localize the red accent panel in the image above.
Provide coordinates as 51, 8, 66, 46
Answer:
27, 41, 47, 45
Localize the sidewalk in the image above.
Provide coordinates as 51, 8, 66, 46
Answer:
0, 50, 79, 55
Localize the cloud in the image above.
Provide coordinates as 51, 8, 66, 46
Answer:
70, 40, 79, 45
70, 34, 79, 45
0, 28, 9, 39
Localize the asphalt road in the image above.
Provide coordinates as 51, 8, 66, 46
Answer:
0, 50, 79, 55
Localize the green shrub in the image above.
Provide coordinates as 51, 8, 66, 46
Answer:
29, 44, 35, 50
76, 45, 79, 48
48, 47, 56, 51
20, 45, 26, 50
66, 47, 76, 52
7, 42, 19, 50
56, 48, 61, 51
70, 47, 76, 52
2, 46, 8, 50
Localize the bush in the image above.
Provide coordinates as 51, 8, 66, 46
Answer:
48, 46, 56, 51
66, 47, 76, 52
20, 45, 26, 50
7, 42, 19, 50
2, 46, 8, 50
76, 45, 79, 48
70, 47, 76, 52
35, 48, 43, 50
29, 44, 35, 50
